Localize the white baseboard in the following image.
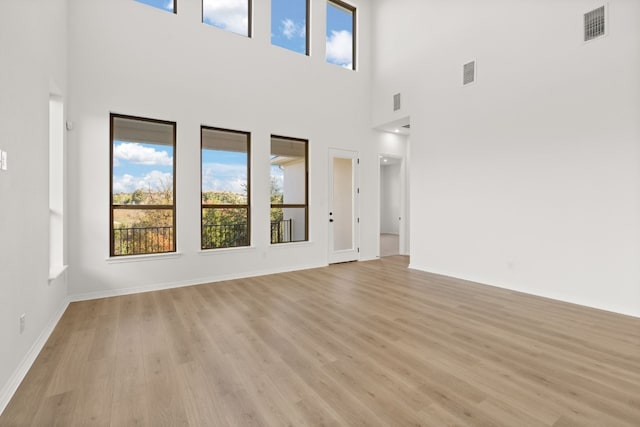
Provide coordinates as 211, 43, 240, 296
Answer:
70, 262, 328, 302
0, 298, 70, 416
408, 264, 640, 319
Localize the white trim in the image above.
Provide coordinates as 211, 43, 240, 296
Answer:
48, 264, 68, 282
0, 298, 70, 416
106, 252, 183, 264
198, 246, 257, 256
269, 241, 314, 249
408, 264, 640, 319
69, 262, 327, 302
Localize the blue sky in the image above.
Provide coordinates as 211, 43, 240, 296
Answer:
202, 149, 247, 193
112, 141, 249, 195
112, 142, 174, 194
203, 0, 249, 36
135, 0, 174, 12
326, 2, 353, 68
271, 0, 307, 54
113, 141, 280, 196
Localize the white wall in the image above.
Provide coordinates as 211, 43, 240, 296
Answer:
67, 0, 376, 298
380, 163, 401, 234
372, 0, 640, 317
0, 0, 69, 412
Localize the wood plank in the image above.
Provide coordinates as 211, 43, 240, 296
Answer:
1, 256, 639, 426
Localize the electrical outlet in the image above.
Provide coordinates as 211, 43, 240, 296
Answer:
20, 314, 25, 334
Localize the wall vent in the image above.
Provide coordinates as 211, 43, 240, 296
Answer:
584, 6, 606, 42
463, 61, 475, 86
402, 124, 410, 129
393, 93, 401, 111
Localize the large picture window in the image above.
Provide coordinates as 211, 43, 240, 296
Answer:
201, 127, 250, 249
202, 0, 251, 37
326, 0, 356, 70
270, 135, 308, 244
110, 114, 176, 256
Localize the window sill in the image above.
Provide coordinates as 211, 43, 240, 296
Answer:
269, 241, 313, 249
198, 246, 256, 256
107, 252, 183, 264
48, 265, 68, 282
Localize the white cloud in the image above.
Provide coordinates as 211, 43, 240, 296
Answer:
113, 174, 136, 193
202, 163, 247, 193
326, 30, 352, 66
165, 0, 174, 11
113, 170, 173, 193
282, 19, 297, 39
281, 18, 305, 40
203, 0, 249, 36
114, 142, 172, 166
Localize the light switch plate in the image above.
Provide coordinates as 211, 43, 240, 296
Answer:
1, 150, 7, 170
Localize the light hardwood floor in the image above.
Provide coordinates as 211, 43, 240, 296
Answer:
1, 256, 639, 426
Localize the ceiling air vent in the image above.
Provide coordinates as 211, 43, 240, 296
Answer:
584, 6, 605, 42
393, 93, 401, 111
463, 60, 475, 86
402, 124, 410, 129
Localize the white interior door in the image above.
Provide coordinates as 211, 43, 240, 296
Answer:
329, 149, 358, 264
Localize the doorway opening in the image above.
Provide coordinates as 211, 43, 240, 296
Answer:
379, 155, 403, 257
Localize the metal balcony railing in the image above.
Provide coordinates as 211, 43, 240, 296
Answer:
113, 225, 173, 255
202, 223, 249, 249
113, 220, 294, 255
270, 219, 292, 244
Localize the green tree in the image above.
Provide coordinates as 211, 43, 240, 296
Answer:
202, 191, 248, 249
270, 173, 283, 204
270, 173, 284, 223
132, 188, 144, 204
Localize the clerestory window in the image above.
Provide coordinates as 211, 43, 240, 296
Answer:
202, 0, 251, 37
326, 0, 356, 70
